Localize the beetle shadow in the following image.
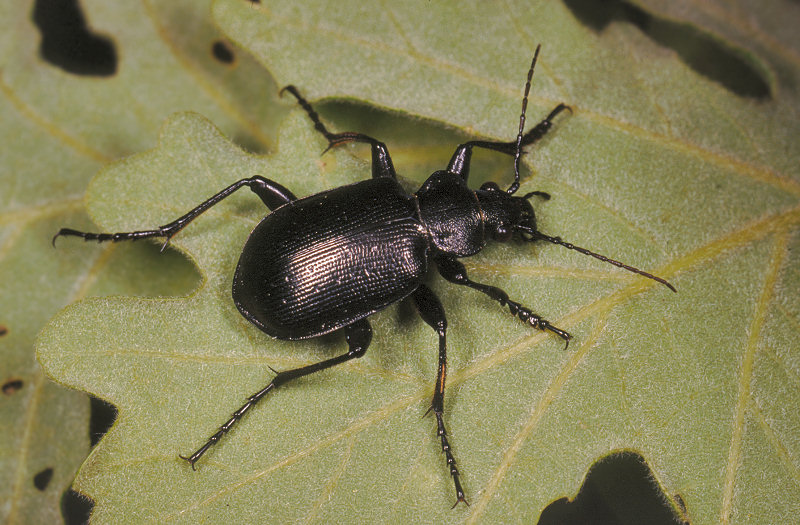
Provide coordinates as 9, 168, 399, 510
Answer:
394, 294, 421, 329
562, 0, 771, 99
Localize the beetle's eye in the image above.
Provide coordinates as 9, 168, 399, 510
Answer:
480, 181, 501, 192
493, 225, 513, 242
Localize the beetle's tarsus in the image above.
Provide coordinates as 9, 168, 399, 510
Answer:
179, 454, 198, 470
451, 495, 470, 509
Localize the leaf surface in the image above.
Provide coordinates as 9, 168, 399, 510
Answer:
1, 0, 277, 522
34, 0, 800, 523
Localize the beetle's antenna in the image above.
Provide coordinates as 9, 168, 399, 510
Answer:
508, 45, 541, 195
523, 228, 676, 292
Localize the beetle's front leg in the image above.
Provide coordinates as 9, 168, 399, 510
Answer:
411, 284, 468, 508
436, 256, 571, 347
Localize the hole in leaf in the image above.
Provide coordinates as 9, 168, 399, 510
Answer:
563, 0, 770, 99
61, 487, 93, 525
212, 40, 236, 65
90, 395, 118, 447
32, 0, 117, 76
33, 467, 54, 491
538, 452, 688, 524
2, 378, 23, 395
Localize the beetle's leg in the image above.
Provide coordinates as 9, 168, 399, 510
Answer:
53, 176, 296, 250
280, 85, 397, 180
411, 283, 468, 508
436, 256, 571, 348
446, 103, 570, 184
450, 47, 568, 189
179, 319, 371, 468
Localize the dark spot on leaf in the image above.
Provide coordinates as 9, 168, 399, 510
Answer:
538, 452, 687, 524
90, 395, 117, 447
61, 487, 93, 525
563, 0, 770, 99
2, 378, 23, 395
32, 0, 117, 76
212, 40, 236, 65
33, 467, 54, 491
674, 493, 690, 524
674, 493, 686, 512
0, 324, 7, 336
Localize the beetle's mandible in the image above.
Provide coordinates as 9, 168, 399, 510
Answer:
54, 45, 675, 507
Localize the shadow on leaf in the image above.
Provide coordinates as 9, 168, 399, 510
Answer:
563, 0, 770, 99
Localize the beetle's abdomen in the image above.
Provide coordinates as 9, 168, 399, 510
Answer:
233, 177, 428, 340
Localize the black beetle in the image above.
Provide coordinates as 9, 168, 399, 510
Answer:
54, 46, 674, 507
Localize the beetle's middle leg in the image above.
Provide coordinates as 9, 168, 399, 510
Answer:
280, 85, 397, 180
436, 256, 571, 347
411, 283, 468, 507
180, 319, 372, 468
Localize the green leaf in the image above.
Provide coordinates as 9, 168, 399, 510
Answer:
33, 0, 800, 523
1, 0, 278, 522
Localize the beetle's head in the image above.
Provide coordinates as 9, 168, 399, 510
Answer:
475, 181, 548, 242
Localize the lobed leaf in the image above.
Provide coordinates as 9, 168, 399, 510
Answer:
27, 0, 800, 523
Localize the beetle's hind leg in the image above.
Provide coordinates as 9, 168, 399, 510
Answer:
411, 284, 468, 507
180, 319, 372, 468
53, 177, 296, 249
436, 256, 571, 348
280, 85, 397, 180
